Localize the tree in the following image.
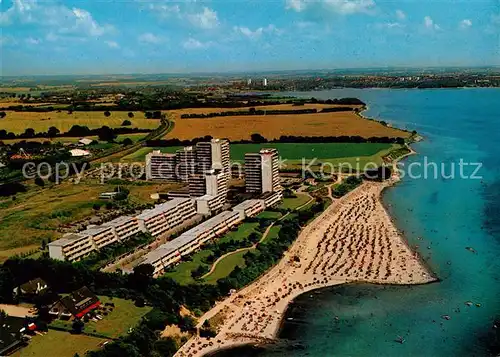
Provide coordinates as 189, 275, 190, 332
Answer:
104, 111, 111, 117
145, 112, 153, 119
0, 112, 6, 118
121, 120, 132, 126
153, 338, 178, 357
251, 133, 267, 143
122, 138, 133, 146
47, 126, 60, 138
93, 203, 101, 210
24, 128, 35, 138
179, 316, 196, 333
97, 126, 116, 142
34, 177, 45, 187
128, 112, 134, 118
72, 319, 84, 334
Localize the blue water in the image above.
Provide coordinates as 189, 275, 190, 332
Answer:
213, 88, 500, 357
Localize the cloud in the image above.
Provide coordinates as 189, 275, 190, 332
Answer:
0, 0, 115, 37
286, 0, 375, 15
183, 38, 212, 50
187, 7, 219, 29
459, 19, 472, 29
395, 9, 406, 20
25, 37, 40, 45
286, 0, 307, 12
138, 33, 164, 44
377, 22, 404, 29
233, 24, 282, 39
105, 40, 120, 49
424, 16, 440, 30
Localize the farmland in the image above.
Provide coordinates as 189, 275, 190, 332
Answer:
0, 111, 160, 134
165, 104, 408, 141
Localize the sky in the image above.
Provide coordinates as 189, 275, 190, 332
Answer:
1, 0, 499, 75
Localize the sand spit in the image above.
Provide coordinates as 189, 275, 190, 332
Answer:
174, 180, 436, 357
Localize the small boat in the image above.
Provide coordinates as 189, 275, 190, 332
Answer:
441, 315, 451, 320
395, 336, 405, 344
465, 301, 473, 306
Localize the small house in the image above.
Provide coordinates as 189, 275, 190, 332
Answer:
49, 286, 100, 320
13, 278, 48, 297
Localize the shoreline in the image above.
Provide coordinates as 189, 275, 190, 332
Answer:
173, 154, 437, 356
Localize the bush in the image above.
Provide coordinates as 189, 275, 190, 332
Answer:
104, 111, 111, 117
128, 112, 134, 118
122, 138, 133, 146
121, 120, 132, 126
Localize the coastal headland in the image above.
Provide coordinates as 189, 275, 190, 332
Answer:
174, 175, 437, 357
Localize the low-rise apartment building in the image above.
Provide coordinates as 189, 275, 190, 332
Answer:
136, 198, 197, 238
142, 210, 242, 276
81, 225, 118, 250
260, 191, 284, 208
48, 233, 95, 262
232, 199, 266, 220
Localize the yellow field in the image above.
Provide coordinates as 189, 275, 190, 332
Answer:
166, 104, 408, 140
0, 111, 160, 134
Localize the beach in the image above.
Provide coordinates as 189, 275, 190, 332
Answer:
174, 177, 436, 357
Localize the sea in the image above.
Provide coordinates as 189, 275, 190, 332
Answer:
211, 88, 500, 357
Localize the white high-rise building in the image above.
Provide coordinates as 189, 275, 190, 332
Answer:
263, 78, 268, 87
145, 151, 177, 181
245, 148, 281, 194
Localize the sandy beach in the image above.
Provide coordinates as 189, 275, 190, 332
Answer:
174, 178, 436, 357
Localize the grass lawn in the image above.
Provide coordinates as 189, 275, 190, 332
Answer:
163, 250, 213, 285
0, 180, 179, 256
203, 250, 248, 285
260, 225, 282, 244
120, 146, 182, 163
119, 143, 397, 169
0, 111, 160, 134
217, 222, 260, 245
255, 211, 282, 220
13, 329, 108, 357
49, 297, 152, 338
278, 194, 311, 210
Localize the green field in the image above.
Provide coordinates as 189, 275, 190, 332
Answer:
261, 225, 282, 244
49, 296, 152, 338
163, 250, 213, 285
0, 110, 160, 134
120, 142, 398, 169
203, 250, 248, 285
13, 329, 108, 357
278, 194, 311, 210
255, 211, 283, 220
163, 223, 261, 285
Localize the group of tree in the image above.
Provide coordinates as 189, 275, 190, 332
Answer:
146, 134, 405, 148
0, 125, 151, 142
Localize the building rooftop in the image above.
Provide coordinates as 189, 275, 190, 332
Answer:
232, 199, 263, 211
81, 225, 114, 237
48, 233, 90, 247
102, 215, 135, 227
136, 198, 192, 220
